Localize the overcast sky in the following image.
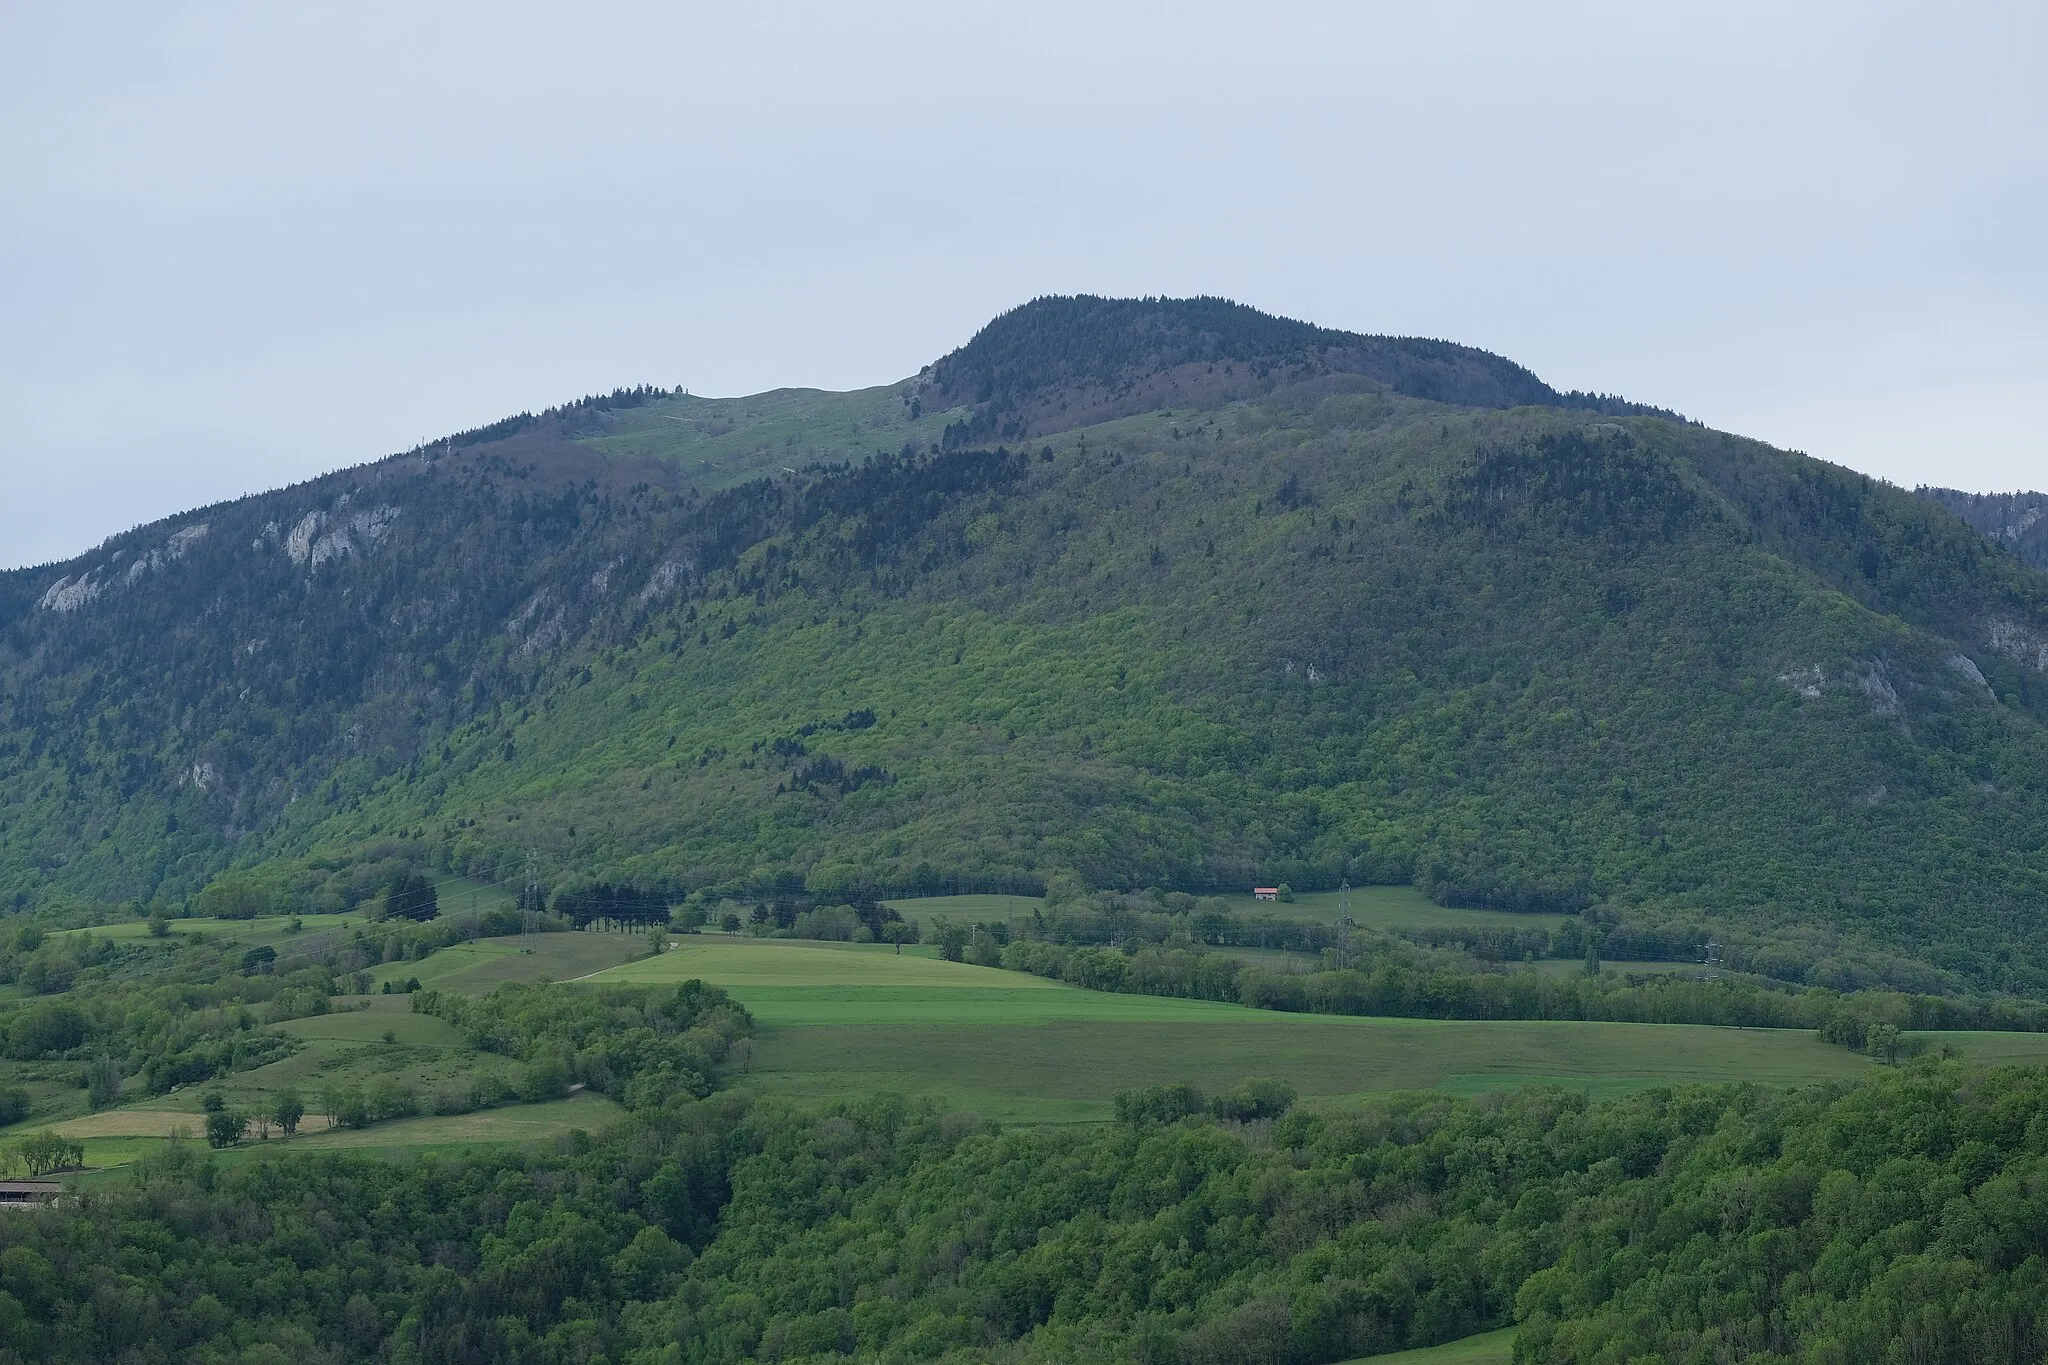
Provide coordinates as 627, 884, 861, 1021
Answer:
3, 1, 2042, 570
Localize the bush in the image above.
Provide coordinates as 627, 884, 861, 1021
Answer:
325, 1087, 370, 1130
468, 1071, 516, 1111
521, 1055, 572, 1103
365, 1079, 418, 1123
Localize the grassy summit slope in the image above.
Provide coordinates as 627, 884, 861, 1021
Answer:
8, 297, 2048, 992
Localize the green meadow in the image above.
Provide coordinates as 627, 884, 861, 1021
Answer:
880, 893, 1049, 928
367, 929, 643, 992
1341, 1327, 1516, 1365
582, 935, 2048, 1124
40, 929, 2048, 1167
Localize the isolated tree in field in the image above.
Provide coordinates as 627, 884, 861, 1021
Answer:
204, 1109, 246, 1148
881, 920, 919, 955
274, 1089, 304, 1137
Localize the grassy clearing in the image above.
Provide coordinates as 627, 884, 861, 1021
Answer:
48, 1109, 203, 1138
431, 874, 520, 914
572, 937, 2048, 1122
282, 1091, 626, 1151
1339, 1327, 1516, 1364
881, 894, 1048, 928
582, 384, 942, 491
51, 1095, 628, 1179
722, 988, 1246, 1027
589, 937, 1066, 991
278, 1003, 467, 1048
371, 930, 644, 993
732, 1015, 1892, 1124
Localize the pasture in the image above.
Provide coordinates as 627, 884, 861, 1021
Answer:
580, 935, 2048, 1124
32, 928, 2048, 1174
45, 1093, 627, 1178
880, 893, 1047, 928
369, 930, 644, 992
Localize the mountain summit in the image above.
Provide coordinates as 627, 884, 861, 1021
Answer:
921, 294, 1681, 443
7, 296, 2048, 995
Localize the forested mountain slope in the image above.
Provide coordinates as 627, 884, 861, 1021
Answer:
10, 297, 2048, 993
1919, 486, 2048, 572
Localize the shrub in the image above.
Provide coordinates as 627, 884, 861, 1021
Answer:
521, 1055, 572, 1103
365, 1079, 418, 1123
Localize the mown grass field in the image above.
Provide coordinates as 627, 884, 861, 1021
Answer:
581, 935, 2048, 1124
880, 894, 1048, 929
370, 930, 644, 992
50, 1094, 629, 1181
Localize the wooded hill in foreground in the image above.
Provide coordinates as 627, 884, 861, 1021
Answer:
9, 296, 2048, 996
1, 1061, 2041, 1364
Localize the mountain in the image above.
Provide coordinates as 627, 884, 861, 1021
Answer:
10, 295, 2048, 995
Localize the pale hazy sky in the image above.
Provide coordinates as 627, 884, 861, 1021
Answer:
3, 1, 2043, 570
